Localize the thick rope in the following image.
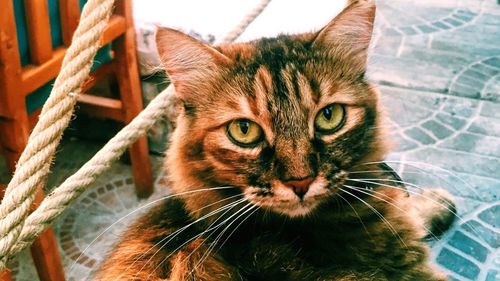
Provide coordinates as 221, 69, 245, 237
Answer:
0, 0, 116, 268
0, 0, 271, 270
8, 86, 173, 256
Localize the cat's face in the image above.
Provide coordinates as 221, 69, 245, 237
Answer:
158, 0, 388, 217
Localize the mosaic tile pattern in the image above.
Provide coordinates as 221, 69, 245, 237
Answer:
372, 1, 499, 280
0, 0, 498, 280
55, 171, 169, 280
449, 56, 500, 101
1, 140, 168, 281
370, 0, 500, 97
380, 87, 500, 281
377, 0, 482, 37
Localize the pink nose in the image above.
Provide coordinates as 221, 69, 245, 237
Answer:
283, 177, 314, 199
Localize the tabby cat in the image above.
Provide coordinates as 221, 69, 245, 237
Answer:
95, 0, 456, 280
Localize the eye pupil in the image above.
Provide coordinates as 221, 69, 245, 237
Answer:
323, 107, 332, 120
314, 104, 345, 134
239, 121, 249, 134
227, 119, 263, 147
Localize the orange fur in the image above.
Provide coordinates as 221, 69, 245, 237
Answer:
96, 1, 455, 280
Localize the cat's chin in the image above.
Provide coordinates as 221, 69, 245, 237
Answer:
271, 202, 321, 218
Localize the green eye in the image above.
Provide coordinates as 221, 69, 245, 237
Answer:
227, 119, 263, 147
314, 104, 345, 134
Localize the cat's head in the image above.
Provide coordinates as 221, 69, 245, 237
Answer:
157, 0, 388, 218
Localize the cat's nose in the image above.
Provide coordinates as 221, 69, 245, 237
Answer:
283, 177, 314, 199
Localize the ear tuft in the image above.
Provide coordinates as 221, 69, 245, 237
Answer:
156, 27, 231, 88
313, 0, 376, 66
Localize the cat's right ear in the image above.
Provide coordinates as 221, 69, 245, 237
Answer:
156, 27, 231, 91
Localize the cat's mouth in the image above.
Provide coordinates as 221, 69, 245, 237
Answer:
244, 174, 346, 217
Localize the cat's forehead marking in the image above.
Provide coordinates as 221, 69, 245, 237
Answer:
225, 35, 365, 139
279, 65, 304, 112
296, 70, 318, 107
254, 66, 273, 114
241, 38, 318, 139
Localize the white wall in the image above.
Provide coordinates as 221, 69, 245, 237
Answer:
132, 0, 348, 42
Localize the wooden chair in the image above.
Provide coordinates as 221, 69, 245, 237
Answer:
0, 0, 153, 280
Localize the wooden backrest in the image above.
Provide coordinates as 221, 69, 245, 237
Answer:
0, 1, 23, 119
0, 0, 81, 118
0, 0, 131, 117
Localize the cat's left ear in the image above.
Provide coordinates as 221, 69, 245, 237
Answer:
156, 27, 232, 91
313, 0, 376, 67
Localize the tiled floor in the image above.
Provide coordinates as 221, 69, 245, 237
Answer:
0, 0, 498, 280
379, 87, 499, 281
0, 139, 169, 280
369, 1, 500, 280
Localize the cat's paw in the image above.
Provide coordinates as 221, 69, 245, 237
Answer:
414, 188, 456, 240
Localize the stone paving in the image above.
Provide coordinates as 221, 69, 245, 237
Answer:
0, 0, 498, 280
379, 87, 499, 281
370, 0, 500, 280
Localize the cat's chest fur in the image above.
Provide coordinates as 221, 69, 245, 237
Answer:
158, 197, 409, 279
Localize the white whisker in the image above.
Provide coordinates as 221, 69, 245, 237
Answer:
348, 170, 422, 175
336, 194, 372, 238
73, 186, 236, 276
145, 202, 252, 280
340, 187, 408, 249
350, 177, 422, 190
136, 199, 248, 280
215, 205, 259, 254
344, 185, 439, 240
190, 204, 258, 275
126, 195, 245, 279
347, 180, 479, 238
357, 160, 481, 199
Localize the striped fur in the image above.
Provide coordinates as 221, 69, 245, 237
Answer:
95, 1, 454, 280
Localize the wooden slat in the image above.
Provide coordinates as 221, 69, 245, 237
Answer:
77, 94, 123, 110
81, 61, 115, 92
21, 48, 66, 95
0, 0, 30, 163
100, 15, 127, 46
77, 94, 125, 122
24, 0, 53, 65
1, 4, 69, 279
58, 0, 80, 46
0, 1, 24, 117
77, 104, 125, 122
114, 0, 153, 198
21, 15, 127, 95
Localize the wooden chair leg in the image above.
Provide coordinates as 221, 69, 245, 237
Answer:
128, 137, 153, 198
0, 153, 66, 281
0, 269, 13, 281
1, 121, 66, 281
114, 31, 153, 197
113, 1, 153, 198
30, 190, 66, 281
30, 230, 65, 281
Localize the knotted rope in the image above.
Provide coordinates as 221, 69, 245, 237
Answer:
0, 0, 270, 271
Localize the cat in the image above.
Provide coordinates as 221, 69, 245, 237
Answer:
94, 0, 456, 280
